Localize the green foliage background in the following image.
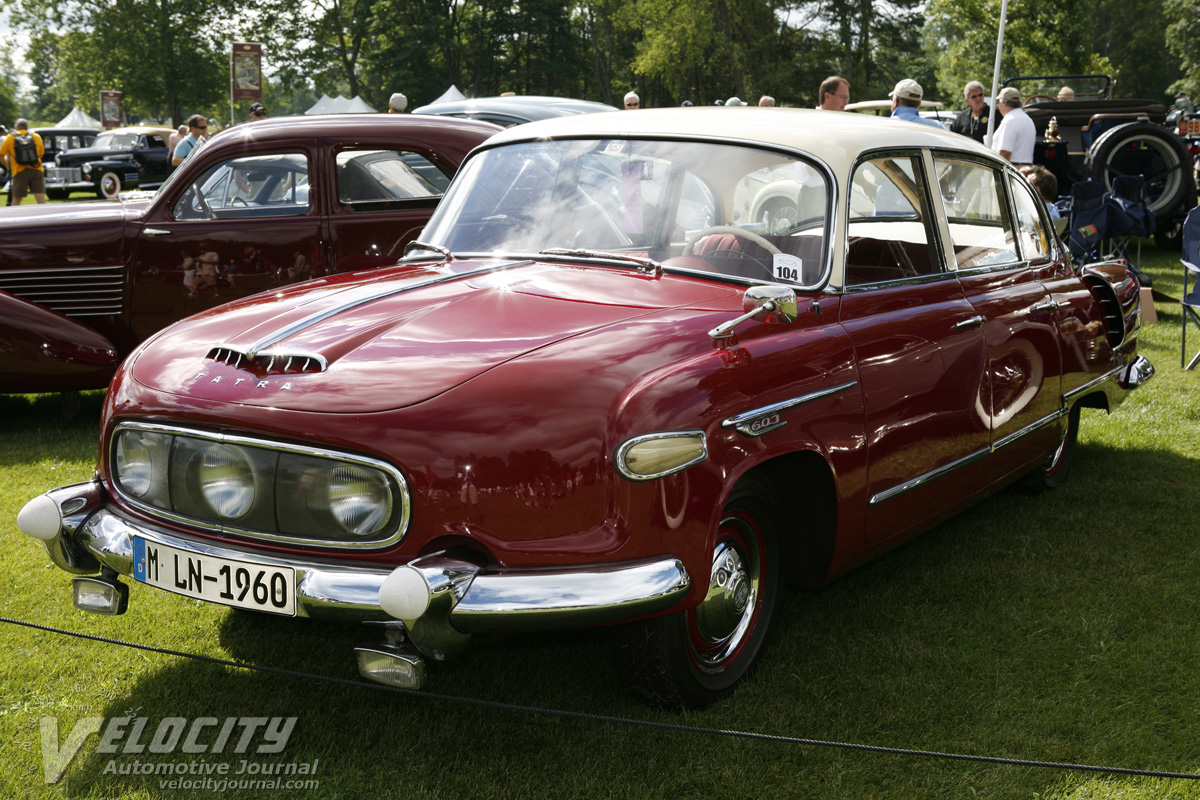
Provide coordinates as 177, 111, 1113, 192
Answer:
4, 0, 1198, 131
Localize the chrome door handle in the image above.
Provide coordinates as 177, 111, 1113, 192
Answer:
143, 228, 172, 237
1034, 300, 1060, 312
955, 315, 986, 329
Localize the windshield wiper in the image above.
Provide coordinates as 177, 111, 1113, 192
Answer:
402, 241, 453, 261
539, 248, 661, 275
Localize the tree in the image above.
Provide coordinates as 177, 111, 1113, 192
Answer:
12, 0, 236, 123
925, 0, 1108, 108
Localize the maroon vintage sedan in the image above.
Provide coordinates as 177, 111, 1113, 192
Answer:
19, 109, 1152, 708
0, 114, 500, 395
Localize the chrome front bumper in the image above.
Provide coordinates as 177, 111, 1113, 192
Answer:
18, 482, 691, 641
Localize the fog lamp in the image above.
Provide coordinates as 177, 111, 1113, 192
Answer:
72, 573, 129, 616
355, 644, 427, 689
616, 430, 708, 481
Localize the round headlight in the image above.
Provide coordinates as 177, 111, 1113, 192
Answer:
115, 432, 156, 497
323, 464, 391, 536
198, 445, 256, 519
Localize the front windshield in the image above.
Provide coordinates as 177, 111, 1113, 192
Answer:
93, 133, 138, 150
418, 138, 830, 286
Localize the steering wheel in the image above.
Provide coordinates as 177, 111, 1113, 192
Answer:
231, 196, 249, 207
1025, 94, 1056, 105
684, 226, 783, 278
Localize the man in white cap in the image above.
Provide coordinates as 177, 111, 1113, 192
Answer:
889, 79, 945, 129
388, 93, 407, 113
992, 86, 1035, 163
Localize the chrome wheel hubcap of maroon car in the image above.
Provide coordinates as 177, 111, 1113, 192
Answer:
690, 521, 762, 671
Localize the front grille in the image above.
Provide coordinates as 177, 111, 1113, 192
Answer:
45, 166, 82, 185
0, 265, 125, 317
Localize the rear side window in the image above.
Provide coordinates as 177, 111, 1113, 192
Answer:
336, 150, 451, 212
934, 157, 1017, 269
1009, 173, 1052, 262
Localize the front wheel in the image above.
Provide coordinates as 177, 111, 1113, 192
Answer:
97, 171, 122, 200
611, 478, 780, 708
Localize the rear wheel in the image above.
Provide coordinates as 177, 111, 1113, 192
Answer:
1021, 404, 1080, 493
611, 478, 780, 708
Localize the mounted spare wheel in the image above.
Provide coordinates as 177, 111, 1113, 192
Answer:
1086, 121, 1192, 226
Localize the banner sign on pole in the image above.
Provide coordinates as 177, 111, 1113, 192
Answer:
232, 43, 263, 101
100, 91, 122, 129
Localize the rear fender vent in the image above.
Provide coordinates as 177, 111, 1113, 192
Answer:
206, 345, 328, 375
1081, 275, 1126, 349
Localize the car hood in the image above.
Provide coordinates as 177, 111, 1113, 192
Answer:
56, 146, 133, 165
0, 200, 145, 269
129, 259, 738, 413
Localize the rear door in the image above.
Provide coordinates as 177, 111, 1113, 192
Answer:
932, 154, 1064, 478
324, 139, 459, 273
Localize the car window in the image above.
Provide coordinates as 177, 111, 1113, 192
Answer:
94, 133, 137, 150
147, 135, 167, 149
335, 149, 451, 212
933, 157, 1018, 269
419, 138, 829, 287
173, 153, 310, 221
1009, 173, 1052, 262
844, 154, 939, 286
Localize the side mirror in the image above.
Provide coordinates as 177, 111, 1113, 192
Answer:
709, 285, 798, 340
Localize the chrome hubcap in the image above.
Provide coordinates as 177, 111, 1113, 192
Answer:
692, 535, 758, 667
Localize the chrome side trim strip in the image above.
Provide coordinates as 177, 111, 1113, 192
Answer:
869, 447, 990, 505
1063, 365, 1124, 404
991, 408, 1067, 452
873, 359, 1147, 505
243, 260, 534, 356
721, 381, 858, 437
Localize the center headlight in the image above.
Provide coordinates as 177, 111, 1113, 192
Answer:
324, 464, 392, 536
197, 444, 256, 519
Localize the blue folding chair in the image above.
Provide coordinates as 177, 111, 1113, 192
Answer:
1106, 175, 1156, 286
1068, 179, 1108, 264
1181, 205, 1200, 369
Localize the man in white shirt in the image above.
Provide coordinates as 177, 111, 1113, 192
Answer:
992, 86, 1036, 163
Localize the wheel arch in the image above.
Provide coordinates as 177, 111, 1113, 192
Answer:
740, 449, 837, 588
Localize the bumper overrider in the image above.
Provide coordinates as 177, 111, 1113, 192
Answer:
17, 481, 690, 689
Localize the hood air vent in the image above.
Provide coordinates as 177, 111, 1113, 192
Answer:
206, 345, 328, 376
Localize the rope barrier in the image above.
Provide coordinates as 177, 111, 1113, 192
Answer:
3, 614, 1197, 780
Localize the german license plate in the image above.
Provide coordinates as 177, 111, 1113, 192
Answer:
132, 538, 296, 616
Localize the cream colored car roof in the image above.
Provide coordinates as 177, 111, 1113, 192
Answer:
487, 106, 998, 172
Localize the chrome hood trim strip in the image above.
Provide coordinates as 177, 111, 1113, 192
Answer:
242, 259, 534, 357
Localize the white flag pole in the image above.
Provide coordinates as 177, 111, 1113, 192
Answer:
985, 0, 1009, 148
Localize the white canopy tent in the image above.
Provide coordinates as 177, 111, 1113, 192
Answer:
304, 94, 378, 114
57, 107, 102, 127
430, 85, 468, 105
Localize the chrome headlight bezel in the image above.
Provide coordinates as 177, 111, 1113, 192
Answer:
108, 422, 410, 550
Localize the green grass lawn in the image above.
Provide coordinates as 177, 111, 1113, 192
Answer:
1, 245, 1199, 799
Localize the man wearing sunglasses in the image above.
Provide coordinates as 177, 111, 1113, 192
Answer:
172, 114, 208, 166
949, 81, 991, 144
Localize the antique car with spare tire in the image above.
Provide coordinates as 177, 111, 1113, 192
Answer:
0, 113, 500, 397
1008, 74, 1198, 248
19, 108, 1152, 708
